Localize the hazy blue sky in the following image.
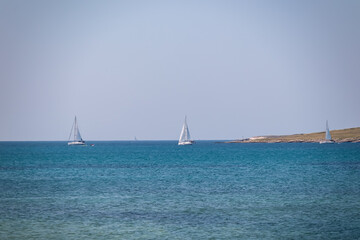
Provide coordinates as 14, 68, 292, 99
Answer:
0, 0, 359, 140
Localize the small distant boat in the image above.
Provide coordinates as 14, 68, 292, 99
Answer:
68, 116, 86, 146
320, 120, 335, 144
178, 116, 194, 145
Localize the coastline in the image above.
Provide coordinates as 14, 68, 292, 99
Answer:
225, 127, 360, 143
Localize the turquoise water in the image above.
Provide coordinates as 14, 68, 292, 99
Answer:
0, 141, 360, 239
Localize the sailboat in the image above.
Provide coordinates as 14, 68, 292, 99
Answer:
320, 120, 335, 144
68, 116, 86, 145
178, 116, 194, 145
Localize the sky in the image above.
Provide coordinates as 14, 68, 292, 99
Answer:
0, 0, 359, 141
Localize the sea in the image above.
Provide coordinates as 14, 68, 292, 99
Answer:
0, 141, 359, 239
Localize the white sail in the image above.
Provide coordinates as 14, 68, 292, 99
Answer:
320, 120, 334, 144
325, 120, 332, 140
74, 126, 83, 142
178, 116, 194, 145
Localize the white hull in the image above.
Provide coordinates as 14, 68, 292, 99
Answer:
68, 141, 86, 146
319, 140, 335, 144
178, 141, 194, 145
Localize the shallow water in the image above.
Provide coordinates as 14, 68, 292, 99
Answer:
0, 141, 360, 239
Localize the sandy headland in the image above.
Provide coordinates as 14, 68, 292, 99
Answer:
225, 127, 360, 143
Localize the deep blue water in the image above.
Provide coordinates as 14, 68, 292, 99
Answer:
0, 141, 360, 239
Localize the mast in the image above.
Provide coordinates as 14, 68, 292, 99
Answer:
74, 116, 77, 141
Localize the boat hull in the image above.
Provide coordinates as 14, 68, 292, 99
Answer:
319, 140, 335, 144
68, 141, 86, 146
178, 141, 194, 145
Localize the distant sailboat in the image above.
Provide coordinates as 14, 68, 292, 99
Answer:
68, 116, 86, 146
178, 116, 194, 145
320, 120, 335, 144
